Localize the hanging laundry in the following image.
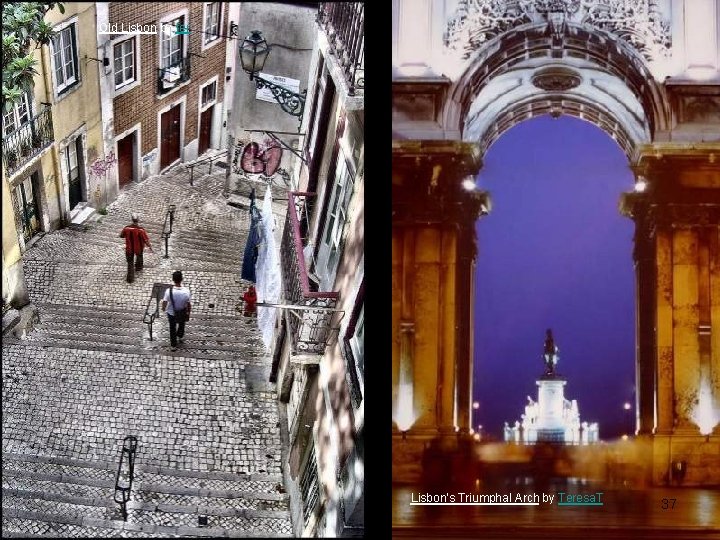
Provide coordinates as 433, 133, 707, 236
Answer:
241, 188, 261, 282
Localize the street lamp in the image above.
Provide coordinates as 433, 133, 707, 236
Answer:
239, 30, 306, 119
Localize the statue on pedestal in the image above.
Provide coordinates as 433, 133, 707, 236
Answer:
543, 328, 559, 375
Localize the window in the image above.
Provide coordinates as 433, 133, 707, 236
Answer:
3, 94, 31, 135
320, 150, 355, 277
203, 3, 221, 45
161, 17, 185, 68
64, 141, 79, 183
201, 80, 217, 106
51, 24, 78, 94
114, 38, 136, 89
300, 444, 320, 528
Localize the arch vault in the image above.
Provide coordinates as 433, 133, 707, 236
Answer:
392, 0, 720, 486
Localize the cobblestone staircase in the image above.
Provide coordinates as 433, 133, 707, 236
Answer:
2, 452, 291, 537
2, 171, 291, 537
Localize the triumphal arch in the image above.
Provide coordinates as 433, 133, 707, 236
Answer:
392, 0, 720, 485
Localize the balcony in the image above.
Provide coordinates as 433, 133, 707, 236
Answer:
317, 2, 364, 96
157, 56, 191, 95
2, 105, 54, 175
281, 192, 339, 358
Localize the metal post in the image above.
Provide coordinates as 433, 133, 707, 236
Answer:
163, 232, 170, 258
168, 205, 176, 234
114, 435, 138, 522
190, 164, 194, 186
208, 158, 214, 176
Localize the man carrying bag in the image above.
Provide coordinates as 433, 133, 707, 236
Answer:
161, 270, 192, 351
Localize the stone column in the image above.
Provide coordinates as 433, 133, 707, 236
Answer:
621, 194, 658, 435
626, 146, 720, 485
392, 140, 485, 481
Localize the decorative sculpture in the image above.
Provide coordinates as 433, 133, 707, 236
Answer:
543, 328, 559, 375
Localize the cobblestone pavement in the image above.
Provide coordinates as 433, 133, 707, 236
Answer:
2, 168, 292, 537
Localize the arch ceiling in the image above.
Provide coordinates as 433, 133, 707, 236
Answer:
442, 1, 673, 159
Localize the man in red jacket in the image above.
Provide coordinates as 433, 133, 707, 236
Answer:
120, 214, 153, 283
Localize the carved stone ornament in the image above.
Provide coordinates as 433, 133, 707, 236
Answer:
532, 66, 582, 91
445, 0, 671, 63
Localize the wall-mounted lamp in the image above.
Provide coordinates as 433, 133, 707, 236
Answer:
239, 30, 306, 120
634, 176, 648, 193
85, 55, 110, 67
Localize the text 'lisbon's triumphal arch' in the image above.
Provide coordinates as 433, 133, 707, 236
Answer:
392, 0, 720, 486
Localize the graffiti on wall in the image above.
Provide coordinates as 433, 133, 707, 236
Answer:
233, 138, 287, 177
89, 151, 117, 181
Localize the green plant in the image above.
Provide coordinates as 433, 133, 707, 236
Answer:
98, 207, 108, 215
2, 2, 65, 114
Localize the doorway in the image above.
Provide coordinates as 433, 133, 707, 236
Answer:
198, 105, 213, 156
15, 173, 41, 243
117, 132, 136, 188
160, 104, 181, 170
65, 136, 85, 211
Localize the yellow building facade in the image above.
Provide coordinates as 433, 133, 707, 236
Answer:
2, 2, 105, 310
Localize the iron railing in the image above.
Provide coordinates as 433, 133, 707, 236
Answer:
281, 192, 339, 356
2, 105, 54, 175
143, 282, 172, 341
317, 2, 364, 96
161, 200, 177, 258
157, 56, 191, 95
187, 149, 228, 185
114, 435, 138, 521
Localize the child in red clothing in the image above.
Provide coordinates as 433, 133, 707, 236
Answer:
243, 285, 257, 317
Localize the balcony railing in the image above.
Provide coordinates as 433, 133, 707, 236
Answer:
281, 192, 339, 356
157, 56, 191, 95
318, 2, 364, 96
3, 105, 54, 175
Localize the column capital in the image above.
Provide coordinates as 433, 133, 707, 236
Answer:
621, 192, 720, 230
393, 140, 489, 226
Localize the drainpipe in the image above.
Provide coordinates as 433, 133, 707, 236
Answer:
39, 42, 66, 227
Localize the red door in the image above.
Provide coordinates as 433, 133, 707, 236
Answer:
117, 133, 134, 187
198, 105, 213, 156
160, 105, 181, 170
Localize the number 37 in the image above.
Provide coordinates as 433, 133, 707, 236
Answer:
661, 498, 676, 509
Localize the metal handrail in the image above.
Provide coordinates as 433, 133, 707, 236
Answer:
114, 435, 138, 521
143, 282, 172, 340
161, 200, 176, 258
187, 149, 228, 185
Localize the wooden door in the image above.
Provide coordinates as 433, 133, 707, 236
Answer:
117, 133, 134, 187
198, 105, 213, 156
17, 173, 40, 242
160, 105, 181, 170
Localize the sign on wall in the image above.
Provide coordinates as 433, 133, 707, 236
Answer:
255, 73, 300, 104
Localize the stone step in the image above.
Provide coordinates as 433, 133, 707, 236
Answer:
2, 496, 292, 534
34, 318, 259, 341
2, 512, 289, 537
2, 339, 270, 364
2, 453, 291, 536
24, 326, 263, 351
2, 453, 285, 486
37, 303, 255, 324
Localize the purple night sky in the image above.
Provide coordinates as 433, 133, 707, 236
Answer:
472, 115, 636, 440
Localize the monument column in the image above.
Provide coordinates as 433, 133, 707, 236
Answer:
392, 140, 486, 481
